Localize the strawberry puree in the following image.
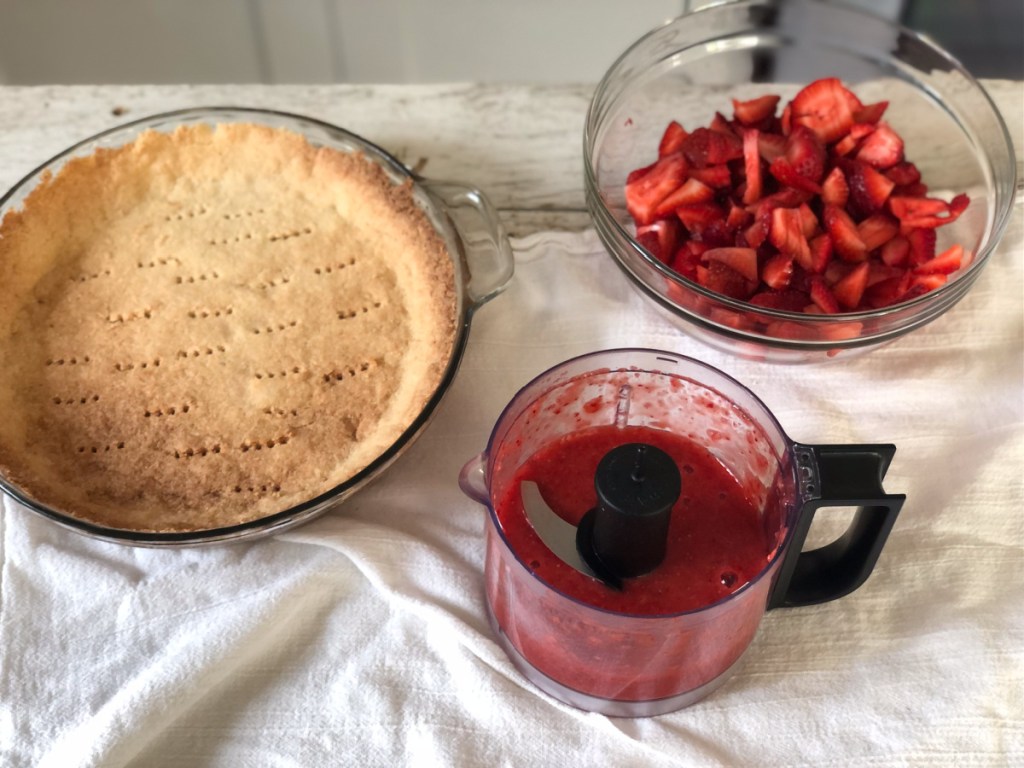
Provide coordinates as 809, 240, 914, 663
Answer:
494, 424, 772, 615
486, 423, 782, 702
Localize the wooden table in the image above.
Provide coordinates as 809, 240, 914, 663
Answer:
3, 83, 1013, 240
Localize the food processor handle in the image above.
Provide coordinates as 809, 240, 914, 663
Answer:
767, 444, 905, 610
420, 180, 515, 309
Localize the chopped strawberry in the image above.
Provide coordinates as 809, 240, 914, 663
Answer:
894, 181, 929, 198
853, 101, 889, 124
832, 261, 870, 309
913, 244, 963, 275
669, 244, 702, 281
889, 193, 970, 229
867, 261, 906, 287
703, 247, 759, 282
806, 233, 833, 274
823, 258, 852, 286
626, 161, 656, 185
885, 162, 921, 186
749, 289, 810, 312
909, 272, 948, 292
696, 261, 756, 300
845, 159, 896, 216
821, 167, 849, 208
762, 253, 795, 290
832, 123, 876, 156
780, 102, 793, 135
856, 123, 904, 169
709, 111, 737, 136
733, 94, 781, 125
759, 186, 813, 209
624, 152, 688, 225
856, 213, 899, 251
675, 202, 725, 235
769, 126, 826, 193
659, 121, 688, 157
654, 178, 715, 217
905, 227, 937, 266
833, 134, 858, 158
690, 164, 733, 188
791, 78, 855, 143
697, 218, 736, 248
797, 203, 819, 238
681, 127, 743, 168
770, 207, 812, 265
824, 205, 868, 262
742, 129, 762, 204
809, 276, 841, 313
757, 132, 788, 163
880, 235, 910, 267
726, 202, 754, 230
864, 271, 910, 308
635, 218, 681, 263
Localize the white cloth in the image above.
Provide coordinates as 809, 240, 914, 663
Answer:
2, 215, 1022, 767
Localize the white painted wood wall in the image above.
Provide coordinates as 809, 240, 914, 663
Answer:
0, 0, 902, 85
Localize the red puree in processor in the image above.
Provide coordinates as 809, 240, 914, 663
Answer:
495, 424, 772, 614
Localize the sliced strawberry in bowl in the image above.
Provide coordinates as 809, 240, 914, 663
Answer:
821, 167, 849, 208
658, 120, 688, 157
768, 125, 826, 194
624, 152, 688, 225
905, 227, 937, 266
742, 129, 762, 204
845, 159, 896, 217
769, 207, 811, 265
654, 178, 715, 217
689, 164, 733, 188
681, 127, 743, 168
831, 261, 870, 310
824, 205, 868, 262
732, 94, 781, 126
808, 276, 841, 314
913, 244, 964, 275
761, 253, 795, 290
852, 100, 889, 125
703, 247, 759, 282
790, 77, 855, 143
635, 218, 681, 263
856, 213, 899, 251
855, 123, 904, 169
880, 235, 910, 267
696, 261, 757, 301
676, 202, 726, 236
889, 193, 970, 230
748, 289, 810, 312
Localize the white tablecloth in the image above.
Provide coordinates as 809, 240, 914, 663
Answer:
2, 214, 1021, 766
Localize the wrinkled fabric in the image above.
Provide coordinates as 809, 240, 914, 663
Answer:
2, 220, 1021, 767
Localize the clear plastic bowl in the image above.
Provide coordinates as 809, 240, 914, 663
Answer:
584, 0, 1016, 363
0, 107, 514, 545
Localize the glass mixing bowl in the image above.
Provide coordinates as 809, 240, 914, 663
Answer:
584, 0, 1016, 363
0, 107, 514, 545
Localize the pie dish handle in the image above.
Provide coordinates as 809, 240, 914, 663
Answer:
421, 180, 515, 309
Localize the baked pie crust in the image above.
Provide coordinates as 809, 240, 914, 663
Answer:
0, 123, 457, 532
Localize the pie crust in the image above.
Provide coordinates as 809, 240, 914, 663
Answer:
0, 123, 457, 532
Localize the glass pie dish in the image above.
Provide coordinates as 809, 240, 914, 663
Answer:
0, 107, 514, 545
584, 0, 1016, 363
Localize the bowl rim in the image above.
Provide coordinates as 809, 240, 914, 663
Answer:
582, 0, 1018, 332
